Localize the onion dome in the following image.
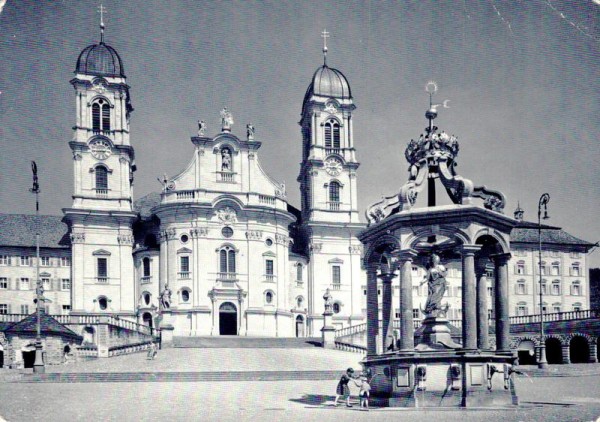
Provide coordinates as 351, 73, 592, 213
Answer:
75, 42, 125, 77
305, 65, 352, 100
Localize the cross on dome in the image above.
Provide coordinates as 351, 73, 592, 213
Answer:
98, 4, 106, 43
321, 29, 330, 65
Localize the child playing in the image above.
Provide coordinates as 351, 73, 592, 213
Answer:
334, 367, 355, 407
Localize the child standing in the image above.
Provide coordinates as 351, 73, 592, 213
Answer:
355, 375, 371, 410
334, 367, 355, 407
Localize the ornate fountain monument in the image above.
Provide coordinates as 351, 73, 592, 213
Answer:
359, 82, 519, 408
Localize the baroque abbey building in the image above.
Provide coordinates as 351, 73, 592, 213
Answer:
0, 25, 595, 339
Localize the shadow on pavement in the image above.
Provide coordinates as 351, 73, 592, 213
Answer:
290, 394, 336, 406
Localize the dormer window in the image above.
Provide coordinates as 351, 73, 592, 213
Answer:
92, 98, 110, 133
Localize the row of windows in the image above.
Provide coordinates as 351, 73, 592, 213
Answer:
514, 280, 583, 296
515, 302, 584, 316
0, 304, 70, 315
0, 256, 71, 267
0, 277, 71, 290
512, 249, 581, 259
514, 261, 582, 276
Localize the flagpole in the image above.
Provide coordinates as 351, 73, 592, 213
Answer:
30, 161, 45, 374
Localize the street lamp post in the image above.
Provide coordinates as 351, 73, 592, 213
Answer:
537, 193, 550, 369
30, 161, 45, 374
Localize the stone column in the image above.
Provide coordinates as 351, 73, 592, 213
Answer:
398, 250, 418, 351
561, 344, 571, 364
476, 260, 489, 350
366, 264, 380, 356
492, 253, 512, 352
461, 245, 481, 351
381, 273, 396, 353
589, 341, 598, 363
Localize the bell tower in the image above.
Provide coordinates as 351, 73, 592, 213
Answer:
298, 32, 365, 336
63, 9, 137, 318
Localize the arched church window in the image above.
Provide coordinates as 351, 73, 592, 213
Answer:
324, 119, 340, 149
98, 296, 108, 311
265, 291, 274, 304
92, 99, 110, 133
219, 246, 236, 274
296, 264, 303, 282
329, 181, 340, 203
181, 289, 190, 303
95, 166, 108, 190
142, 257, 151, 278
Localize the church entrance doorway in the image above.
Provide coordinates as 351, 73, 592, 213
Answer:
296, 315, 304, 337
219, 302, 237, 335
142, 312, 153, 329
22, 346, 36, 369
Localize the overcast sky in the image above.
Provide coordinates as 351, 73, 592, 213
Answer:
0, 1, 598, 265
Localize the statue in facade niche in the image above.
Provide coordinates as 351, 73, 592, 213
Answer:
420, 253, 449, 317
159, 284, 172, 310
221, 148, 232, 171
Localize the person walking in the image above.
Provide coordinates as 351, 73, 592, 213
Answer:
334, 367, 355, 407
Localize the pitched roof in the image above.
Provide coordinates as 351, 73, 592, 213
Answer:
511, 221, 595, 248
133, 192, 161, 219
0, 214, 70, 249
4, 311, 82, 340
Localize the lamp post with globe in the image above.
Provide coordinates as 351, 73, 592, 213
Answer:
537, 193, 550, 369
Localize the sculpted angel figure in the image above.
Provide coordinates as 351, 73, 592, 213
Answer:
246, 123, 255, 139
197, 120, 206, 136
220, 107, 234, 131
419, 253, 448, 317
159, 284, 172, 310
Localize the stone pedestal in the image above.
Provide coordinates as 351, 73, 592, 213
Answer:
160, 324, 175, 349
321, 311, 335, 349
415, 317, 461, 351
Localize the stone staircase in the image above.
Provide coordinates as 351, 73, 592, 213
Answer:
172, 336, 322, 348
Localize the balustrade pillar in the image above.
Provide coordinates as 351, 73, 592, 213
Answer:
381, 273, 396, 352
492, 253, 512, 352
398, 250, 417, 351
461, 245, 481, 351
366, 264, 379, 356
476, 261, 489, 350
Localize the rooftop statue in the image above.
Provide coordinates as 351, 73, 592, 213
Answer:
220, 107, 234, 132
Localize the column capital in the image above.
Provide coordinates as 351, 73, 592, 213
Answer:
491, 252, 512, 265
395, 248, 418, 263
460, 244, 481, 256
379, 273, 396, 284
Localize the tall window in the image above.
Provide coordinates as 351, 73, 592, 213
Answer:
329, 181, 340, 203
0, 304, 7, 315
179, 256, 190, 278
0, 255, 10, 265
97, 258, 108, 279
20, 278, 29, 290
571, 281, 581, 296
324, 119, 340, 149
551, 281, 561, 296
539, 280, 547, 295
539, 261, 547, 276
143, 257, 151, 278
516, 302, 528, 316
92, 99, 110, 132
516, 280, 526, 295
265, 259, 274, 278
21, 304, 29, 314
219, 246, 236, 274
61, 279, 71, 290
61, 257, 71, 267
515, 261, 525, 275
0, 278, 7, 289
42, 278, 50, 290
95, 166, 108, 190
296, 264, 303, 282
332, 265, 341, 285
551, 262, 560, 276
41, 257, 51, 266
20, 256, 30, 266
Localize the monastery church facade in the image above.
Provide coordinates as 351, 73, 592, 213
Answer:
64, 29, 365, 338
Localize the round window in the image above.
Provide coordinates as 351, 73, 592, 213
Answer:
180, 234, 189, 243
265, 238, 273, 247
144, 293, 150, 306
222, 226, 233, 238
181, 290, 190, 302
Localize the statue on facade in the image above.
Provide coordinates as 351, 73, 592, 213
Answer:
197, 120, 207, 136
323, 288, 332, 313
159, 284, 172, 310
220, 107, 234, 132
420, 253, 449, 317
246, 123, 255, 140
221, 148, 232, 172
